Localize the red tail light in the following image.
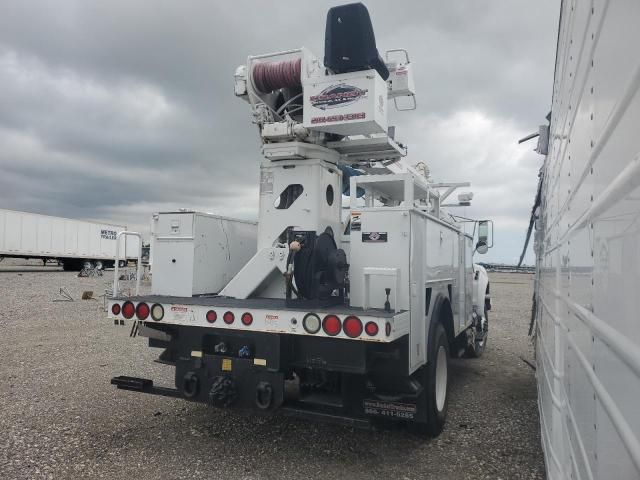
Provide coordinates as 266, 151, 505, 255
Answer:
223, 311, 235, 324
136, 302, 150, 320
122, 301, 135, 319
385, 322, 392, 337
111, 303, 121, 316
241, 312, 253, 326
343, 316, 363, 338
365, 321, 379, 336
206, 310, 217, 323
322, 315, 341, 336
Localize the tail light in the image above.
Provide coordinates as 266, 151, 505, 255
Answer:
223, 311, 235, 324
385, 322, 392, 337
122, 301, 135, 319
365, 321, 379, 336
111, 303, 121, 316
343, 316, 363, 338
241, 312, 253, 326
136, 302, 150, 320
206, 310, 217, 323
322, 315, 341, 336
151, 304, 164, 321
303, 313, 321, 334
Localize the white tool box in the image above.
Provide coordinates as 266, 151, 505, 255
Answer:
151, 211, 257, 297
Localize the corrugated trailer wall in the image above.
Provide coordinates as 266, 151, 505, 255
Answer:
536, 1, 640, 478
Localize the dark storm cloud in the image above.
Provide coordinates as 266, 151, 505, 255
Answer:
0, 1, 559, 262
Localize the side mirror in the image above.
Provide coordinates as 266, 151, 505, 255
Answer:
476, 220, 493, 254
475, 241, 489, 255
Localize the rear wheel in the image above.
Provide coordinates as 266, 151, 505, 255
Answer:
413, 321, 450, 437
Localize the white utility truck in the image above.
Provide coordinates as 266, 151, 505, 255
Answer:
107, 3, 492, 435
0, 208, 139, 270
531, 0, 640, 477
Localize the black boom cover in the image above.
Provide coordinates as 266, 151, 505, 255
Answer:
324, 2, 390, 80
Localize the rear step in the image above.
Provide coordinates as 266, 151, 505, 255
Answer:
111, 376, 182, 398
298, 391, 344, 408
282, 406, 372, 429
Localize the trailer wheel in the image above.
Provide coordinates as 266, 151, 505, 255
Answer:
62, 259, 83, 271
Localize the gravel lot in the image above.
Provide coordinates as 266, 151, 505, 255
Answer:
0, 260, 544, 479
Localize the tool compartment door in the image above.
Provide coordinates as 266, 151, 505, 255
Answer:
349, 209, 410, 312
151, 213, 195, 297
410, 212, 427, 371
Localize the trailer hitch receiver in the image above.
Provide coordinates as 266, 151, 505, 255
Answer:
209, 375, 238, 407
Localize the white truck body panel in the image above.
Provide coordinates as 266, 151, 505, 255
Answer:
349, 207, 472, 372
151, 211, 257, 297
0, 208, 138, 261
536, 1, 640, 478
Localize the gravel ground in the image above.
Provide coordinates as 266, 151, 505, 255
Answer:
0, 259, 544, 479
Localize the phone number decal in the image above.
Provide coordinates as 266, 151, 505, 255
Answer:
363, 399, 417, 419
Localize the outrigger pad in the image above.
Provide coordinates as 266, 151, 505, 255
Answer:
324, 2, 390, 80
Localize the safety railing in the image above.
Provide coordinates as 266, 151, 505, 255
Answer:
112, 231, 143, 298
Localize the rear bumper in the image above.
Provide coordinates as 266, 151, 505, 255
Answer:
110, 375, 374, 429
113, 322, 427, 424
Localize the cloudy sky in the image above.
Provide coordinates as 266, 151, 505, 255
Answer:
0, 1, 559, 264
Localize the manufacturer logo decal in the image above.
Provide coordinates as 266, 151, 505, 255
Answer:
265, 313, 279, 331
101, 229, 117, 240
362, 232, 388, 243
170, 305, 193, 323
310, 84, 368, 110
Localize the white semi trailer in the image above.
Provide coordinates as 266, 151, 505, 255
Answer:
532, 0, 640, 478
0, 208, 140, 270
106, 3, 493, 435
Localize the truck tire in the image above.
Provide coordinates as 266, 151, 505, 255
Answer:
424, 322, 450, 436
465, 309, 488, 358
465, 286, 490, 358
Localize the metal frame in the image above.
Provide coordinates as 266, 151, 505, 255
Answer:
113, 231, 143, 297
